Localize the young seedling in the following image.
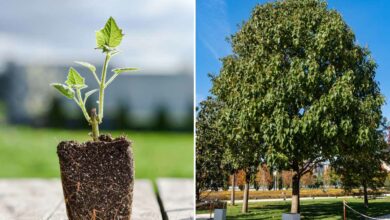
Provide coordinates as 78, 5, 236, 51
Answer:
51, 17, 137, 141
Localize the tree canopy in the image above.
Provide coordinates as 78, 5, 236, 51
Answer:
211, 0, 384, 213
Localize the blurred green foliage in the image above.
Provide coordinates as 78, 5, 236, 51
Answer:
0, 125, 193, 181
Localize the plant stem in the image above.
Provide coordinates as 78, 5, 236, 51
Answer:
90, 108, 99, 141
76, 89, 91, 123
98, 53, 111, 123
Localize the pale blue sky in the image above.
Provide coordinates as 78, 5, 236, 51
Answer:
0, 0, 194, 74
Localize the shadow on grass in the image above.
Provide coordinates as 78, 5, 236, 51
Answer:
300, 200, 343, 219
345, 199, 390, 219
227, 202, 290, 220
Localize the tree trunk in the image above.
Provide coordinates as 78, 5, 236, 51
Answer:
291, 172, 300, 213
363, 182, 368, 208
241, 180, 249, 213
231, 173, 236, 206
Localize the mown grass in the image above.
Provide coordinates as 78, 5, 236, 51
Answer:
198, 197, 390, 219
0, 125, 193, 181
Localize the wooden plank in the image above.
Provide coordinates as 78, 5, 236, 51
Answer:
0, 179, 63, 220
47, 201, 67, 220
132, 180, 163, 220
0, 179, 162, 220
157, 178, 194, 220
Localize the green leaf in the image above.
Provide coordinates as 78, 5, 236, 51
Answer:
112, 67, 138, 74
96, 17, 124, 51
75, 61, 96, 73
84, 89, 99, 103
66, 67, 85, 88
50, 83, 75, 99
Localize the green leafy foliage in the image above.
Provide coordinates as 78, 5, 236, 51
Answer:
96, 17, 124, 52
50, 83, 75, 99
65, 67, 86, 89
210, 0, 384, 213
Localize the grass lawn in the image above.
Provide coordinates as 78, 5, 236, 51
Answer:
206, 197, 390, 219
0, 125, 193, 181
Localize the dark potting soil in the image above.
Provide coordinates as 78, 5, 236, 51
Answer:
57, 134, 134, 220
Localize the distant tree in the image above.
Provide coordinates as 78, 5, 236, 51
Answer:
183, 102, 194, 132
315, 174, 323, 188
223, 138, 261, 212
333, 129, 389, 208
281, 170, 293, 189
154, 105, 170, 131
301, 171, 315, 188
221, 145, 241, 205
236, 170, 246, 191
323, 166, 340, 188
256, 164, 273, 190
210, 77, 264, 213
115, 103, 131, 130
225, 140, 261, 213
195, 98, 227, 201
211, 0, 384, 213
47, 97, 67, 128
196, 97, 243, 205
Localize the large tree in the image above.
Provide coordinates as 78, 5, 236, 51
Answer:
211, 0, 384, 213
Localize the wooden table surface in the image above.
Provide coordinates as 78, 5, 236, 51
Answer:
157, 179, 194, 220
0, 178, 193, 220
